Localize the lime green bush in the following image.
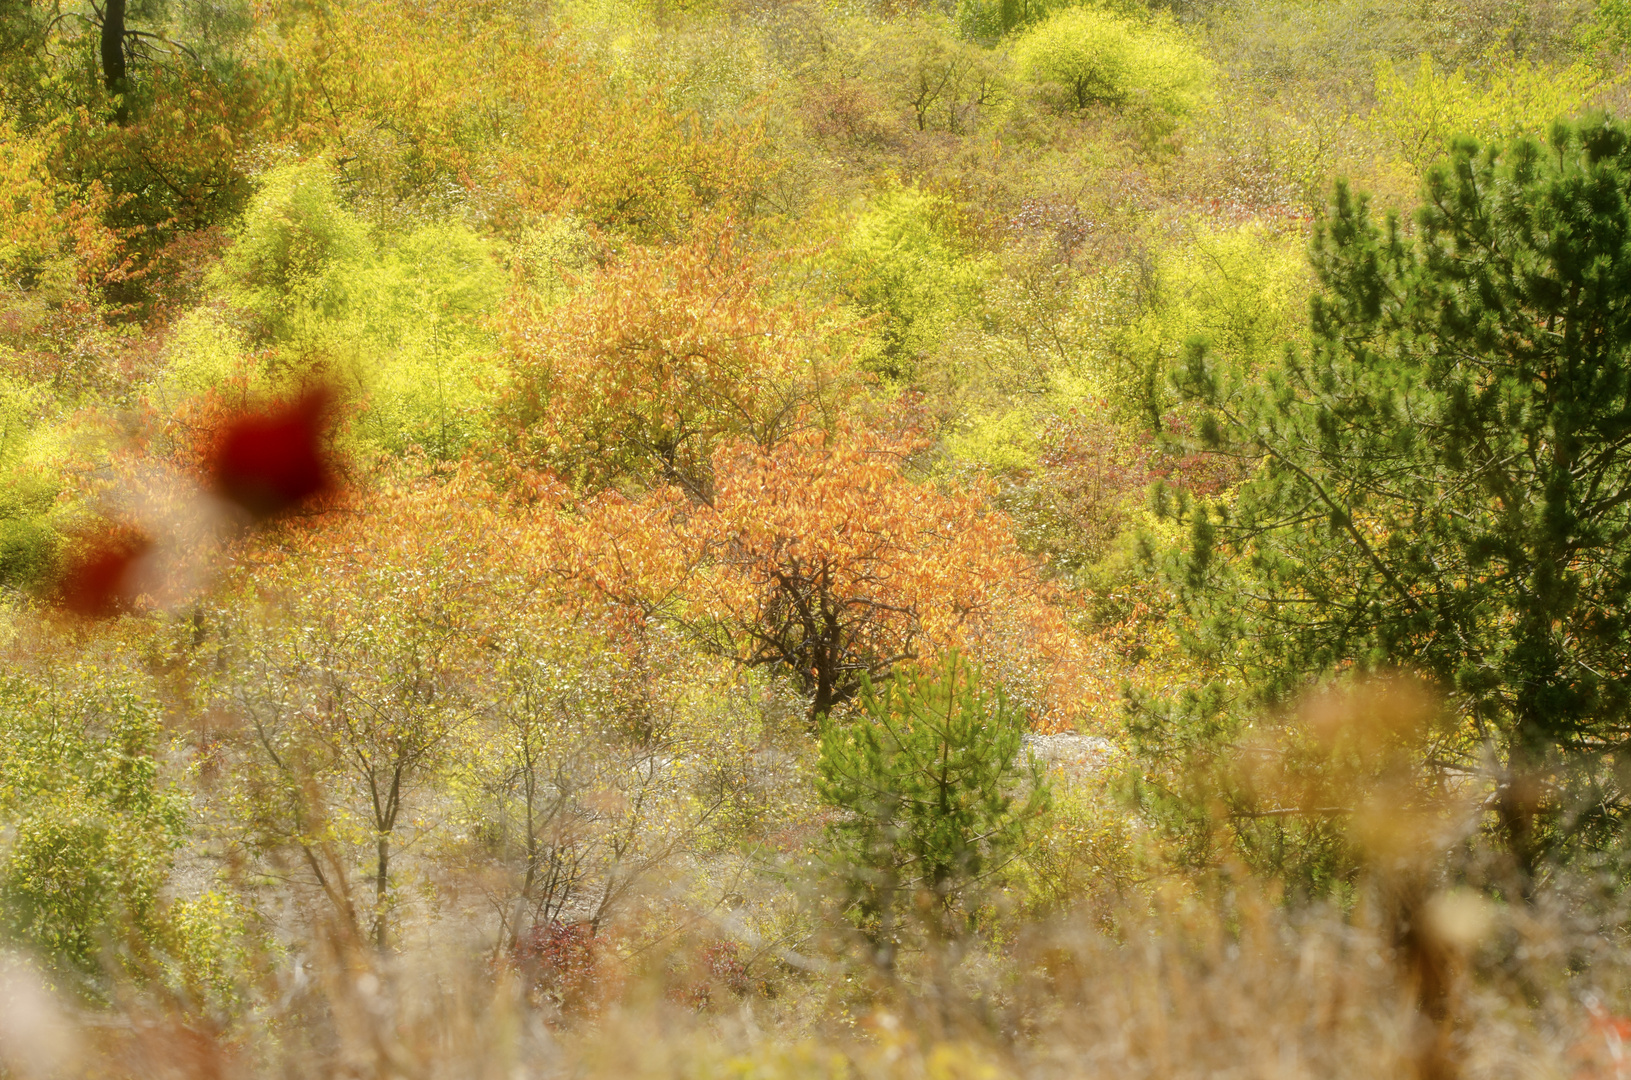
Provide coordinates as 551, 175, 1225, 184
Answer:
173, 162, 507, 458
955, 0, 1142, 43
1012, 8, 1213, 131
1107, 220, 1309, 416
840, 184, 990, 382
0, 474, 57, 590
0, 375, 63, 589
166, 889, 260, 1010
1011, 762, 1142, 918
218, 162, 373, 340
558, 0, 777, 123
1369, 54, 1611, 172
871, 15, 1007, 135
1589, 0, 1631, 53
339, 221, 506, 456
157, 306, 264, 405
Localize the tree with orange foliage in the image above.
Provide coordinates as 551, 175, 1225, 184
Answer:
0, 119, 122, 285
559, 426, 1079, 721
506, 225, 847, 500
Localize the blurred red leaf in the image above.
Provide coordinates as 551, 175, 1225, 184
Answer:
210, 390, 333, 519
54, 533, 152, 618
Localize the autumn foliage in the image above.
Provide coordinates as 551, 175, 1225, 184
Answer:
260, 0, 765, 235
506, 225, 848, 496
10, 0, 1631, 1075
555, 425, 1085, 721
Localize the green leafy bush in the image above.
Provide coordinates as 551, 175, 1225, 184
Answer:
871, 16, 1007, 134
0, 375, 60, 590
219, 162, 374, 341
1012, 7, 1213, 131
1369, 54, 1610, 172
0, 479, 57, 590
1111, 220, 1310, 417
0, 667, 185, 979
176, 162, 507, 457
839, 183, 989, 381
341, 221, 506, 456
166, 889, 261, 1010
955, 0, 1142, 43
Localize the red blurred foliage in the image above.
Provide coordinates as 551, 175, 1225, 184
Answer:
53, 532, 152, 618
668, 939, 751, 1011
512, 920, 600, 1016
208, 390, 334, 519
1572, 1005, 1631, 1078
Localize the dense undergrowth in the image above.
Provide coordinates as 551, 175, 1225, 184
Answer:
5, 0, 1631, 1076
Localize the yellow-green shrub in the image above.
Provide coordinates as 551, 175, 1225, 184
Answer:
558, 0, 778, 124
217, 162, 374, 342
1011, 758, 1143, 919
839, 183, 990, 381
872, 16, 1008, 135
956, 0, 1143, 42
172, 163, 507, 458
1012, 8, 1213, 132
1107, 221, 1310, 415
166, 889, 262, 1011
1369, 54, 1612, 172
0, 375, 67, 589
0, 667, 185, 981
337, 222, 506, 457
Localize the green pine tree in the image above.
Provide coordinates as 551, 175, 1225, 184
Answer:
1145, 114, 1631, 877
817, 652, 1050, 966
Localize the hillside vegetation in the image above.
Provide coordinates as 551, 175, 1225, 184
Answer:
5, 0, 1631, 1076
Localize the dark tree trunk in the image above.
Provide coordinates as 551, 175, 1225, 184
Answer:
374, 834, 390, 949
100, 0, 128, 122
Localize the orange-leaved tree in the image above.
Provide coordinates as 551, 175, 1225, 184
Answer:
555, 425, 1085, 722
505, 224, 850, 499
0, 118, 123, 285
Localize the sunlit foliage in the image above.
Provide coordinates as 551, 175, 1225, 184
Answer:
1369, 52, 1611, 172
505, 223, 847, 496
1012, 7, 1213, 132
260, 0, 766, 236
166, 162, 505, 457
0, 659, 183, 979
5, 0, 1631, 1071
838, 183, 989, 382
557, 424, 1083, 722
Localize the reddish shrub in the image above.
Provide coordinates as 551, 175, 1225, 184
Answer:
513, 920, 599, 1016
668, 939, 751, 1012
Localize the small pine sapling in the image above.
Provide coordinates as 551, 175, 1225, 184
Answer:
816, 652, 1051, 967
